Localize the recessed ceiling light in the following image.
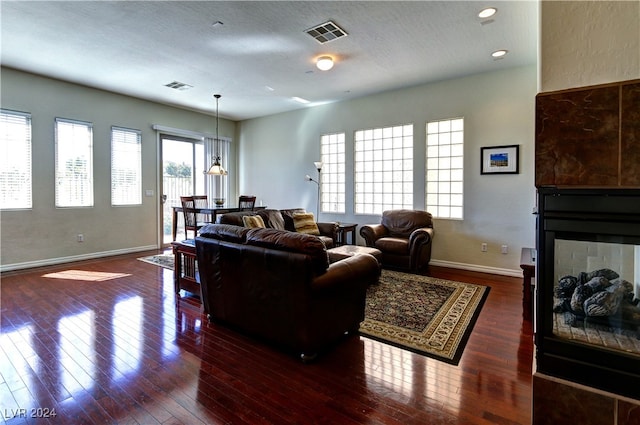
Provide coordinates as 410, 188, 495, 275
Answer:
316, 56, 334, 71
491, 49, 508, 59
292, 97, 310, 104
478, 7, 497, 19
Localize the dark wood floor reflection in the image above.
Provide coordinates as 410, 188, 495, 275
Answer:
1, 252, 532, 424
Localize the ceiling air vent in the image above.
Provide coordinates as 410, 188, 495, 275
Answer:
304, 20, 347, 44
164, 81, 193, 91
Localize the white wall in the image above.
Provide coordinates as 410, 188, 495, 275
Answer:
0, 67, 236, 270
237, 65, 538, 275
540, 1, 640, 92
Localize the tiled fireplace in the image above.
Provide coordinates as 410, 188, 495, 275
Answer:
533, 80, 640, 424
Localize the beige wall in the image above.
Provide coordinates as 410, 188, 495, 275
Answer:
0, 68, 236, 270
238, 65, 538, 275
540, 0, 640, 92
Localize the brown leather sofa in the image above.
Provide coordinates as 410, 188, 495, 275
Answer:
217, 208, 338, 248
195, 223, 380, 361
360, 209, 435, 272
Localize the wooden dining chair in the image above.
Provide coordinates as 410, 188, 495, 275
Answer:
238, 195, 257, 211
180, 195, 210, 239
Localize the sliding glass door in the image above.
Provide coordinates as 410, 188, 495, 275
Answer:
160, 136, 203, 245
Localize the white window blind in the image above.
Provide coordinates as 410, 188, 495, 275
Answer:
111, 127, 142, 206
55, 118, 93, 207
354, 124, 413, 215
426, 117, 464, 219
320, 132, 345, 213
0, 109, 32, 209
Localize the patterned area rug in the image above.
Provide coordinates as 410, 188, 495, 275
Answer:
361, 269, 490, 365
138, 254, 174, 270
138, 254, 489, 364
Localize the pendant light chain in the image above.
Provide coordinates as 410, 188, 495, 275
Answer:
215, 94, 221, 158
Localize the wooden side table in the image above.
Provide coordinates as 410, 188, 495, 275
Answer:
171, 239, 200, 296
520, 247, 536, 322
336, 223, 357, 246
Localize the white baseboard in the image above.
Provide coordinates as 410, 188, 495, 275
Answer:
0, 245, 158, 273
429, 259, 522, 278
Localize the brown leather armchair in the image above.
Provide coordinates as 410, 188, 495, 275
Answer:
360, 209, 434, 271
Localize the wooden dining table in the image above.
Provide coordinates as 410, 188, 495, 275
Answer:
171, 204, 266, 241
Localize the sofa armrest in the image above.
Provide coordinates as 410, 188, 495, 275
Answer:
359, 224, 387, 247
311, 254, 380, 292
317, 221, 338, 241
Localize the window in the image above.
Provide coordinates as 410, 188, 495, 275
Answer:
55, 118, 93, 207
426, 118, 464, 219
0, 109, 32, 209
320, 132, 345, 213
354, 124, 413, 215
111, 127, 142, 206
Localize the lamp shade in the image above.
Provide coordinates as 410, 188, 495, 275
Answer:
206, 157, 227, 175
316, 56, 334, 71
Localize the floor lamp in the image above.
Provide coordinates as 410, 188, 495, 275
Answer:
305, 161, 323, 219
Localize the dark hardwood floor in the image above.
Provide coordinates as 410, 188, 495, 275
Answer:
0, 251, 533, 425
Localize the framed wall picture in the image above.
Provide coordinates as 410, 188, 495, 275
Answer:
481, 145, 519, 174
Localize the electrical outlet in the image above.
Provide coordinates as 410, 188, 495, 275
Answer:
77, 234, 84, 242
501, 244, 508, 254
481, 242, 488, 252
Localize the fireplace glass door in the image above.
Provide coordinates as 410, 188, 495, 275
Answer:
536, 188, 640, 398
552, 239, 640, 355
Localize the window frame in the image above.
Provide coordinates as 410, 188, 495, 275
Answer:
111, 126, 142, 206
0, 109, 32, 210
425, 117, 464, 220
320, 132, 346, 214
55, 117, 94, 208
354, 123, 414, 215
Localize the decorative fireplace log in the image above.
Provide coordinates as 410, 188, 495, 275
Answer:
553, 269, 638, 332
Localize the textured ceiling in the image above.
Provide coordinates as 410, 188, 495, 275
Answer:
0, 1, 538, 121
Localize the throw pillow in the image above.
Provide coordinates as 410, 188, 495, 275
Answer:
242, 215, 265, 229
292, 212, 320, 235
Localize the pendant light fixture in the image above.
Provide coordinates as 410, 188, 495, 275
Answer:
205, 94, 228, 175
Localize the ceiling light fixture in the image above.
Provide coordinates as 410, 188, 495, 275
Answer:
491, 49, 508, 59
292, 96, 310, 104
205, 94, 228, 176
316, 56, 334, 71
478, 7, 497, 18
